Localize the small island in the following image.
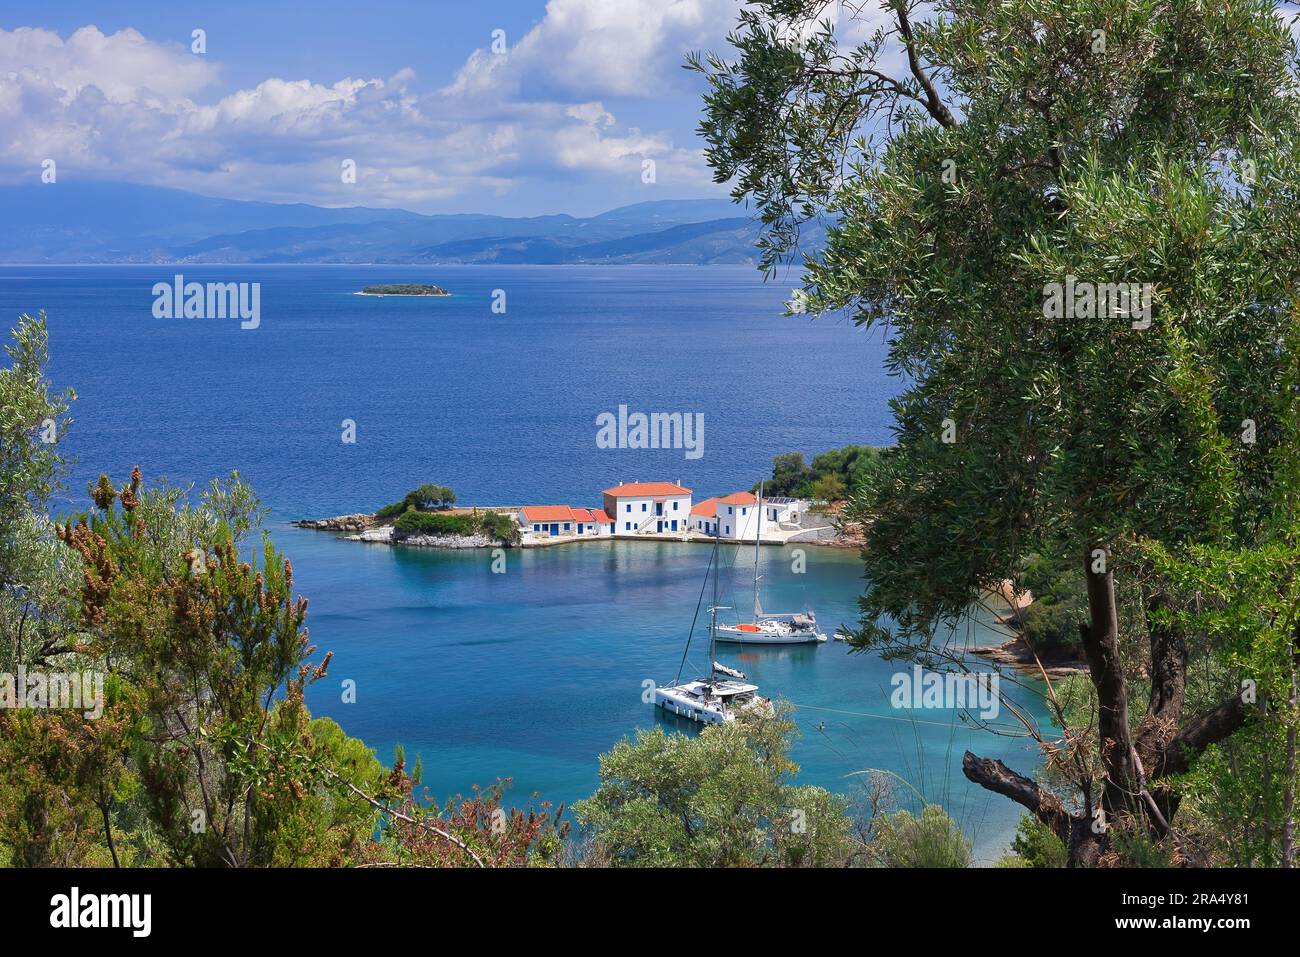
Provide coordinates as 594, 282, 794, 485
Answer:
355, 283, 451, 297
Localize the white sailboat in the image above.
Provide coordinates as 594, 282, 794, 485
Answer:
714, 481, 828, 645
654, 529, 773, 725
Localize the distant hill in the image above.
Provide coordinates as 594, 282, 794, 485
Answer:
0, 182, 822, 265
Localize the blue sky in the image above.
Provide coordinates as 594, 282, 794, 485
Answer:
0, 0, 756, 215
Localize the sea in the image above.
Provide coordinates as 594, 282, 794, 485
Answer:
0, 264, 1054, 863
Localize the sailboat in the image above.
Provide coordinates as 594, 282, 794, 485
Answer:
714, 481, 828, 645
654, 528, 773, 725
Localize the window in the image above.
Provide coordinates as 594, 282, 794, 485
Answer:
672, 501, 678, 510
625, 522, 632, 530
532, 524, 540, 531
728, 506, 733, 515
641, 503, 647, 512
625, 503, 631, 513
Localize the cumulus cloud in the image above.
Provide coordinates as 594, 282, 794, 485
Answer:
445, 0, 736, 100
0, 5, 729, 212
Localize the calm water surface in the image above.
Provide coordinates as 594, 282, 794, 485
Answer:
0, 265, 1053, 861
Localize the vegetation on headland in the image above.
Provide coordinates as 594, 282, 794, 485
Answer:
695, 0, 1300, 865
393, 508, 520, 545
754, 445, 884, 503
358, 283, 450, 297
374, 483, 457, 520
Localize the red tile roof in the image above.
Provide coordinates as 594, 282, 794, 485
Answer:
603, 481, 691, 497
718, 491, 757, 506
691, 497, 719, 518
589, 509, 613, 523
520, 505, 577, 522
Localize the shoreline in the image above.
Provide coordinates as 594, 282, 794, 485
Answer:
292, 508, 853, 550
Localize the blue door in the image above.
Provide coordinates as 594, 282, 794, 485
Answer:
550, 523, 559, 535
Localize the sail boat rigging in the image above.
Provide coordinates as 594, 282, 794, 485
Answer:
713, 480, 828, 645
653, 525, 773, 725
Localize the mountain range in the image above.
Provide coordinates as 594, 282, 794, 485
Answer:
0, 183, 823, 265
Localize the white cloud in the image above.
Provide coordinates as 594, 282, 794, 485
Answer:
445, 0, 736, 100
0, 16, 723, 211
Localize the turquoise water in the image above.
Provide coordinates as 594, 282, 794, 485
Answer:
285, 529, 1048, 863
1, 264, 1054, 862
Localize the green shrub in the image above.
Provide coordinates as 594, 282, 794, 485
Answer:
479, 510, 521, 545
1008, 814, 1068, 867
393, 511, 477, 538
872, 805, 971, 868
374, 484, 457, 520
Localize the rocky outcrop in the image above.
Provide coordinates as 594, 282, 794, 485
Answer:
971, 636, 1088, 678
292, 513, 376, 532
344, 525, 497, 549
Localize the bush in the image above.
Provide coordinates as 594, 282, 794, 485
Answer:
374, 484, 456, 520
391, 508, 519, 545
479, 510, 521, 545
575, 710, 862, 867
393, 511, 477, 538
1007, 814, 1067, 868
872, 805, 971, 868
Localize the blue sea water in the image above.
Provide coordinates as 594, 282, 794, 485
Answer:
0, 264, 1053, 862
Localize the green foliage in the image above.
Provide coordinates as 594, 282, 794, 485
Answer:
1007, 815, 1068, 868
574, 708, 862, 867
478, 510, 521, 545
758, 445, 883, 500
360, 284, 449, 296
394, 511, 478, 538
694, 0, 1300, 864
375, 483, 457, 520
0, 313, 79, 674
696, 0, 1300, 643
391, 507, 519, 545
871, 804, 972, 868
1016, 554, 1088, 651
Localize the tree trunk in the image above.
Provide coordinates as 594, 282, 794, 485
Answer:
1076, 548, 1138, 837
1283, 667, 1297, 867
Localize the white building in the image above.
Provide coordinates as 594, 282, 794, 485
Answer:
603, 481, 692, 535
517, 505, 614, 541
690, 492, 808, 541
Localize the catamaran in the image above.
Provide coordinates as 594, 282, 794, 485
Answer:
713, 481, 828, 645
654, 530, 773, 725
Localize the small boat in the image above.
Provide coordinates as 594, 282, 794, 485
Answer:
654, 530, 773, 725
713, 481, 828, 645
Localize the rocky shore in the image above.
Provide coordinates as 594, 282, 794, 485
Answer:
292, 514, 376, 533
344, 526, 496, 548
293, 511, 511, 549
971, 635, 1088, 678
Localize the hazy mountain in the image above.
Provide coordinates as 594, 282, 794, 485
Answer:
0, 182, 802, 265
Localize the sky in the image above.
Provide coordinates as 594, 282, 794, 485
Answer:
0, 0, 766, 216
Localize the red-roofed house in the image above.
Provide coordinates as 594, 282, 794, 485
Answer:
517, 505, 614, 540
603, 481, 692, 535
690, 491, 805, 540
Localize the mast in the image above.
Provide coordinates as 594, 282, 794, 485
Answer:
753, 480, 763, 619
710, 522, 720, 662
